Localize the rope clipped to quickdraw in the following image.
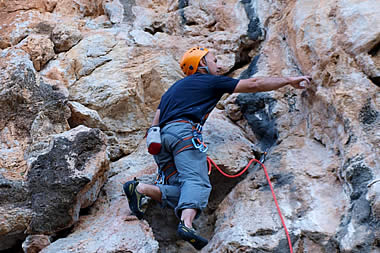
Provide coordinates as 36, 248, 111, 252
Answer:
206, 156, 294, 253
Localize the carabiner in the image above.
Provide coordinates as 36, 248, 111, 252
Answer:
192, 137, 208, 153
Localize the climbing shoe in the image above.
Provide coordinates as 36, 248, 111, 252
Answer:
123, 178, 144, 219
177, 221, 208, 250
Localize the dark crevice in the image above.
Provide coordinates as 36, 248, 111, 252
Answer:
185, 21, 197, 26
359, 98, 378, 125
224, 0, 264, 76
368, 42, 380, 56
368, 41, 380, 87
236, 93, 278, 150
249, 229, 275, 236
224, 47, 257, 76
0, 241, 24, 253
313, 137, 326, 147
239, 54, 260, 79
369, 76, 380, 87
178, 0, 189, 9
143, 20, 167, 35
241, 0, 264, 41
119, 0, 136, 24
144, 26, 164, 35
259, 173, 295, 191
207, 167, 247, 211
178, 0, 189, 25
50, 225, 75, 243
79, 206, 92, 216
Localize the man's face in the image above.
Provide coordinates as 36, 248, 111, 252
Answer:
201, 53, 221, 75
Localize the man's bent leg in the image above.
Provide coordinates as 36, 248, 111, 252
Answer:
174, 149, 211, 219
136, 183, 162, 202
173, 149, 210, 250
124, 179, 181, 218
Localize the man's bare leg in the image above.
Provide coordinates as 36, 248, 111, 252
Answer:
181, 208, 197, 228
136, 183, 162, 202
177, 208, 208, 250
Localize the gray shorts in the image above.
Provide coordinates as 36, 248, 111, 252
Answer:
154, 122, 211, 219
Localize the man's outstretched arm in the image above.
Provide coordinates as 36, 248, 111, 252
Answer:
233, 76, 311, 93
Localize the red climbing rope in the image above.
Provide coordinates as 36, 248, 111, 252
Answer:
206, 157, 294, 253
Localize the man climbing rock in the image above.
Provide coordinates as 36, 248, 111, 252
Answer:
123, 46, 311, 250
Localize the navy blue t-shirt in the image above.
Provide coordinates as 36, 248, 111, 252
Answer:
158, 73, 239, 126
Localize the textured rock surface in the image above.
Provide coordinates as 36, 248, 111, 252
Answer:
40, 142, 159, 253
0, 0, 379, 252
204, 109, 256, 174
22, 235, 51, 253
0, 48, 109, 245
27, 126, 109, 234
51, 22, 83, 53
19, 34, 55, 71
0, 47, 69, 180
0, 125, 109, 250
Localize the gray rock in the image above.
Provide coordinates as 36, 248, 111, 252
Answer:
103, 0, 124, 24
27, 126, 109, 234
51, 24, 82, 53
368, 180, 380, 220
68, 101, 107, 130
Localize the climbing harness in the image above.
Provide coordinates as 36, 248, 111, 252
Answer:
155, 162, 177, 185
207, 151, 294, 253
154, 119, 209, 185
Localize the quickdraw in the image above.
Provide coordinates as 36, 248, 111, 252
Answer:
191, 123, 208, 153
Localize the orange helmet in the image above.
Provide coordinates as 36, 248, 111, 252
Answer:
180, 46, 209, 76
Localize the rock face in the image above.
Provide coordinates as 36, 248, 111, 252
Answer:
27, 126, 109, 234
0, 0, 379, 253
0, 44, 109, 249
0, 125, 109, 250
40, 142, 159, 253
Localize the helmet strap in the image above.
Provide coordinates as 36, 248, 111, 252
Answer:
198, 57, 210, 74
198, 66, 209, 74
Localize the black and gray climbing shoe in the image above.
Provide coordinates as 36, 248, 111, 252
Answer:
177, 221, 208, 250
123, 178, 144, 219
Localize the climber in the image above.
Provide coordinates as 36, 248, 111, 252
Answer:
123, 46, 311, 250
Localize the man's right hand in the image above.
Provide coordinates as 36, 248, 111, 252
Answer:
289, 76, 312, 89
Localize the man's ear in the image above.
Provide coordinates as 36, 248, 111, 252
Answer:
199, 57, 207, 67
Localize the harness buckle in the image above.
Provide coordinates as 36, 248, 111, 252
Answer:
155, 172, 165, 185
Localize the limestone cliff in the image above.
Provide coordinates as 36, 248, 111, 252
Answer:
0, 0, 379, 252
